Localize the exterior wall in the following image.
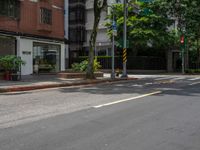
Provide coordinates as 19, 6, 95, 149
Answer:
0, 0, 64, 39
84, 0, 116, 56
17, 37, 65, 75
18, 38, 33, 75
68, 0, 85, 61
0, 0, 67, 75
60, 44, 66, 71
0, 35, 16, 56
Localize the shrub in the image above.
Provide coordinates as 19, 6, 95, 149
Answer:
72, 59, 101, 72
72, 60, 88, 72
0, 55, 26, 72
185, 69, 200, 74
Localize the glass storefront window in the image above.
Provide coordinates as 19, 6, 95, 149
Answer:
0, 36, 16, 72
33, 42, 60, 73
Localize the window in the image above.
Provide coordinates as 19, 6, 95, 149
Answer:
69, 0, 85, 4
33, 42, 61, 73
0, 36, 16, 57
40, 0, 51, 3
69, 26, 85, 43
0, 0, 20, 19
69, 11, 76, 21
40, 8, 52, 25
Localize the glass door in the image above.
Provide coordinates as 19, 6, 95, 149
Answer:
33, 42, 61, 74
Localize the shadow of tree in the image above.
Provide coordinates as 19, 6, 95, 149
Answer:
57, 78, 200, 98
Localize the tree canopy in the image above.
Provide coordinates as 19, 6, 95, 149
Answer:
106, 0, 178, 53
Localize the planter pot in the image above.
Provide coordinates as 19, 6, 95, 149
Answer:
58, 72, 104, 79
0, 73, 4, 80
11, 74, 19, 81
4, 71, 11, 80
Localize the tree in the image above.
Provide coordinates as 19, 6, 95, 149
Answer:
86, 0, 107, 79
166, 0, 200, 67
185, 1, 200, 67
106, 0, 176, 56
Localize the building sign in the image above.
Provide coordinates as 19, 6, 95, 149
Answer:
22, 51, 31, 55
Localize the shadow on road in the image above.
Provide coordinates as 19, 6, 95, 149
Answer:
57, 78, 200, 98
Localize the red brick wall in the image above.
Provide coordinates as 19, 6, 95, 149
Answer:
0, 0, 64, 40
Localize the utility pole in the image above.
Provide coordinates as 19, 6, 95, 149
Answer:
122, 0, 128, 78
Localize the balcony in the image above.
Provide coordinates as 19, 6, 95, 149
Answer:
37, 23, 52, 32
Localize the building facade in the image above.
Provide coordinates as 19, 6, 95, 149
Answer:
68, 0, 85, 60
0, 0, 67, 75
83, 0, 116, 57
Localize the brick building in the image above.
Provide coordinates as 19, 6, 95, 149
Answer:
0, 0, 68, 75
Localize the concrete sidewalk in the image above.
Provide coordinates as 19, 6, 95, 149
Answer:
0, 74, 136, 93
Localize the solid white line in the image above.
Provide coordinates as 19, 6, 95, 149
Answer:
93, 91, 162, 108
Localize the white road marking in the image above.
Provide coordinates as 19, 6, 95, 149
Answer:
170, 77, 185, 81
189, 82, 200, 86
155, 77, 175, 81
93, 91, 162, 108
188, 77, 200, 81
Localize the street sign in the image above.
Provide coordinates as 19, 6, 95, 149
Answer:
112, 21, 117, 29
138, 0, 153, 2
141, 8, 153, 15
112, 20, 117, 36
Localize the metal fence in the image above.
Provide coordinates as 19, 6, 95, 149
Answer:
70, 56, 167, 70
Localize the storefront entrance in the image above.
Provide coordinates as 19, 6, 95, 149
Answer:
33, 42, 61, 74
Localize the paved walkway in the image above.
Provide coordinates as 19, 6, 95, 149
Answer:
0, 74, 135, 93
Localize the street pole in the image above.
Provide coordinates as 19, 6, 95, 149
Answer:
182, 46, 185, 74
111, 14, 115, 79
122, 0, 128, 78
181, 34, 185, 74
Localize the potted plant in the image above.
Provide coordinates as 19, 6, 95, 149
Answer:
11, 56, 25, 81
0, 55, 25, 81
0, 55, 13, 80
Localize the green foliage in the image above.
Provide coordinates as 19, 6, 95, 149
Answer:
106, 1, 176, 51
72, 59, 101, 72
185, 69, 200, 74
72, 60, 88, 72
163, 0, 200, 65
0, 55, 25, 71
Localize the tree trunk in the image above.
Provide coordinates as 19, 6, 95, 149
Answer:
86, 14, 101, 79
86, 0, 107, 79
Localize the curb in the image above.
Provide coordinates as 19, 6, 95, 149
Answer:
0, 78, 137, 93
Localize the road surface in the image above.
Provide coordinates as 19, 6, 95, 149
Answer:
0, 75, 200, 150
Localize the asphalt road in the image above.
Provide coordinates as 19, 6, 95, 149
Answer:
0, 75, 200, 150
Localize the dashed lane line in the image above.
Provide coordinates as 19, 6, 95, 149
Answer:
189, 82, 200, 86
188, 77, 200, 81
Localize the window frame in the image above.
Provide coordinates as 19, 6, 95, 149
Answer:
40, 7, 52, 25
